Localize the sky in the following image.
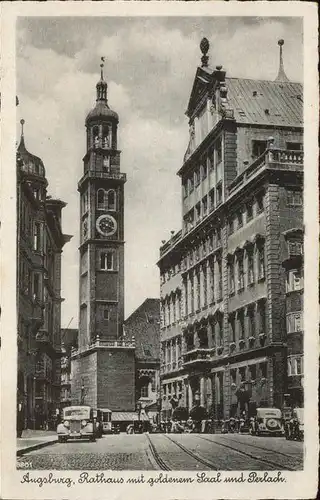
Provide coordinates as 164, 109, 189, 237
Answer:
16, 16, 303, 328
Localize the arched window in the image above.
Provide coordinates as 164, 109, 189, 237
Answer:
93, 126, 100, 148
107, 190, 116, 211
102, 124, 111, 149
97, 189, 107, 210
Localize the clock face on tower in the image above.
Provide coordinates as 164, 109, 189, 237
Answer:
96, 214, 117, 237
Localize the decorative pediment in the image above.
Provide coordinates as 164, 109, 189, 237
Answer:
186, 67, 212, 118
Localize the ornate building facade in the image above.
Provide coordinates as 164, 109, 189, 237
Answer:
158, 39, 303, 420
17, 121, 71, 430
71, 62, 135, 411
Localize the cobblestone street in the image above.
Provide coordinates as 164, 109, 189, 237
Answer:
17, 433, 303, 471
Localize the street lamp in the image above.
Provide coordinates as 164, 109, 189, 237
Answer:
80, 379, 85, 405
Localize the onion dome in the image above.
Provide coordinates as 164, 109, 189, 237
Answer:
17, 119, 46, 179
85, 58, 118, 125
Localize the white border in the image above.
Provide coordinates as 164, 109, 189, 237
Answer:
1, 2, 318, 499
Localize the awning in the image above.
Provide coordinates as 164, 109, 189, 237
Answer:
112, 412, 149, 422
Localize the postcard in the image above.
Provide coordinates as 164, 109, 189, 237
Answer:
0, 2, 318, 499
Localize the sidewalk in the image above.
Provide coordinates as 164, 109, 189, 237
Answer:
17, 430, 58, 456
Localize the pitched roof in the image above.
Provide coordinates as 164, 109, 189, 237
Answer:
226, 77, 303, 127
124, 298, 160, 361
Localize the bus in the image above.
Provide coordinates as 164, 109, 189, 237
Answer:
100, 408, 112, 434
57, 406, 96, 442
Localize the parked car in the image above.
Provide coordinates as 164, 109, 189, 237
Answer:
249, 408, 284, 436
284, 408, 304, 441
57, 405, 96, 442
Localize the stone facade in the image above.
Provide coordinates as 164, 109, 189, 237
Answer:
157, 40, 304, 420
17, 123, 71, 430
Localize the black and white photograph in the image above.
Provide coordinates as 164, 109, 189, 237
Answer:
0, 3, 318, 500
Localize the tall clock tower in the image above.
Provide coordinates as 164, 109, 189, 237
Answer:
71, 62, 135, 411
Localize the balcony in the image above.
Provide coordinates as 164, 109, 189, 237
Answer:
71, 337, 135, 357
183, 348, 212, 366
228, 148, 303, 197
78, 170, 127, 189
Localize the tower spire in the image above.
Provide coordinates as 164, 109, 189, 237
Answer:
275, 39, 289, 82
96, 57, 108, 102
19, 118, 25, 148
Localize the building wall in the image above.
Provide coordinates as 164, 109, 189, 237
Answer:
97, 349, 135, 410
71, 352, 97, 407
158, 77, 303, 419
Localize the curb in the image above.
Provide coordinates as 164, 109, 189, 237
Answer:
17, 439, 58, 457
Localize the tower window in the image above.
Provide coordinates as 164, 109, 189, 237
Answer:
107, 190, 116, 211
93, 126, 100, 148
97, 189, 107, 210
103, 308, 110, 320
33, 222, 42, 252
100, 251, 114, 271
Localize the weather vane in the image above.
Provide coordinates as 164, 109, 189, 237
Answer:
100, 57, 105, 78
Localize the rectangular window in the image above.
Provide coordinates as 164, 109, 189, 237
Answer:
256, 193, 264, 214
195, 203, 201, 222
237, 211, 243, 229
100, 251, 114, 271
252, 140, 267, 158
216, 182, 223, 206
229, 261, 235, 295
237, 255, 244, 291
202, 197, 208, 217
239, 312, 245, 339
209, 189, 215, 211
259, 301, 266, 333
258, 245, 265, 280
288, 240, 303, 257
208, 152, 214, 172
287, 190, 303, 206
140, 385, 148, 398
33, 273, 41, 300
183, 180, 188, 198
288, 355, 304, 376
143, 344, 152, 357
33, 222, 42, 252
246, 201, 253, 222
286, 312, 303, 333
230, 317, 236, 342
103, 308, 110, 320
286, 142, 303, 151
215, 137, 222, 166
247, 251, 255, 285
194, 169, 200, 187
286, 269, 303, 292
216, 228, 221, 247
248, 307, 256, 337
188, 176, 194, 194
201, 163, 207, 180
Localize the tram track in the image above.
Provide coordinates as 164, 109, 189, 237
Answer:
146, 433, 219, 471
211, 434, 302, 460
196, 435, 298, 471
163, 434, 219, 470
146, 433, 171, 470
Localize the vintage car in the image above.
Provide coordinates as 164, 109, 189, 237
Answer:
284, 408, 304, 441
249, 408, 284, 436
57, 406, 96, 442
